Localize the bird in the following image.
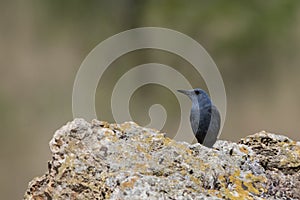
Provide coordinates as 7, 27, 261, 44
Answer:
177, 88, 220, 148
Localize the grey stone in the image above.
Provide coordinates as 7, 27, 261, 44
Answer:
24, 119, 300, 199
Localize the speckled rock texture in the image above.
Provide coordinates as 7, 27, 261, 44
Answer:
24, 119, 300, 200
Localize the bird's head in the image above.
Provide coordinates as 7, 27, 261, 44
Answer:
177, 88, 210, 103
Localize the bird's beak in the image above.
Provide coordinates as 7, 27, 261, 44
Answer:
177, 89, 192, 96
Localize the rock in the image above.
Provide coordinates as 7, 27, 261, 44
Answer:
239, 131, 300, 199
24, 119, 300, 200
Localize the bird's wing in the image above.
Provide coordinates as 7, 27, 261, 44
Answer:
203, 105, 221, 147
190, 105, 200, 135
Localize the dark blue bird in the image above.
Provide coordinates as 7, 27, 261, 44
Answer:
177, 88, 220, 147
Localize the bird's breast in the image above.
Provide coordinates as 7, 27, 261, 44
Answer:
190, 103, 212, 143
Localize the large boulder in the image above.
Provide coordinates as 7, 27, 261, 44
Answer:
24, 119, 300, 199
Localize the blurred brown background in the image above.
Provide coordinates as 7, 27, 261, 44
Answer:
1, 1, 300, 199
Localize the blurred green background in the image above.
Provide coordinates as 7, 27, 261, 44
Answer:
1, 1, 300, 199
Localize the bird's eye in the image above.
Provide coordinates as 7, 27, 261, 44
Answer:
195, 90, 200, 95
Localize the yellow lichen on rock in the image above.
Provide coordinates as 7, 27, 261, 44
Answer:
24, 120, 300, 200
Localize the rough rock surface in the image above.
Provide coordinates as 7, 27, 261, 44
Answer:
24, 119, 300, 200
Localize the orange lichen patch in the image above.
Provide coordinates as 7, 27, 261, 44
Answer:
293, 144, 300, 156
278, 143, 300, 168
136, 144, 146, 153
239, 146, 249, 154
197, 162, 210, 172
57, 155, 75, 178
142, 135, 155, 144
120, 177, 138, 190
182, 157, 193, 167
134, 163, 148, 172
207, 189, 223, 198
190, 175, 201, 186
217, 170, 266, 200
65, 139, 82, 151
155, 133, 166, 140
144, 153, 152, 160
244, 173, 267, 194
180, 169, 187, 176
139, 134, 174, 151
108, 136, 118, 142
32, 195, 45, 200
162, 137, 173, 146
291, 141, 297, 145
